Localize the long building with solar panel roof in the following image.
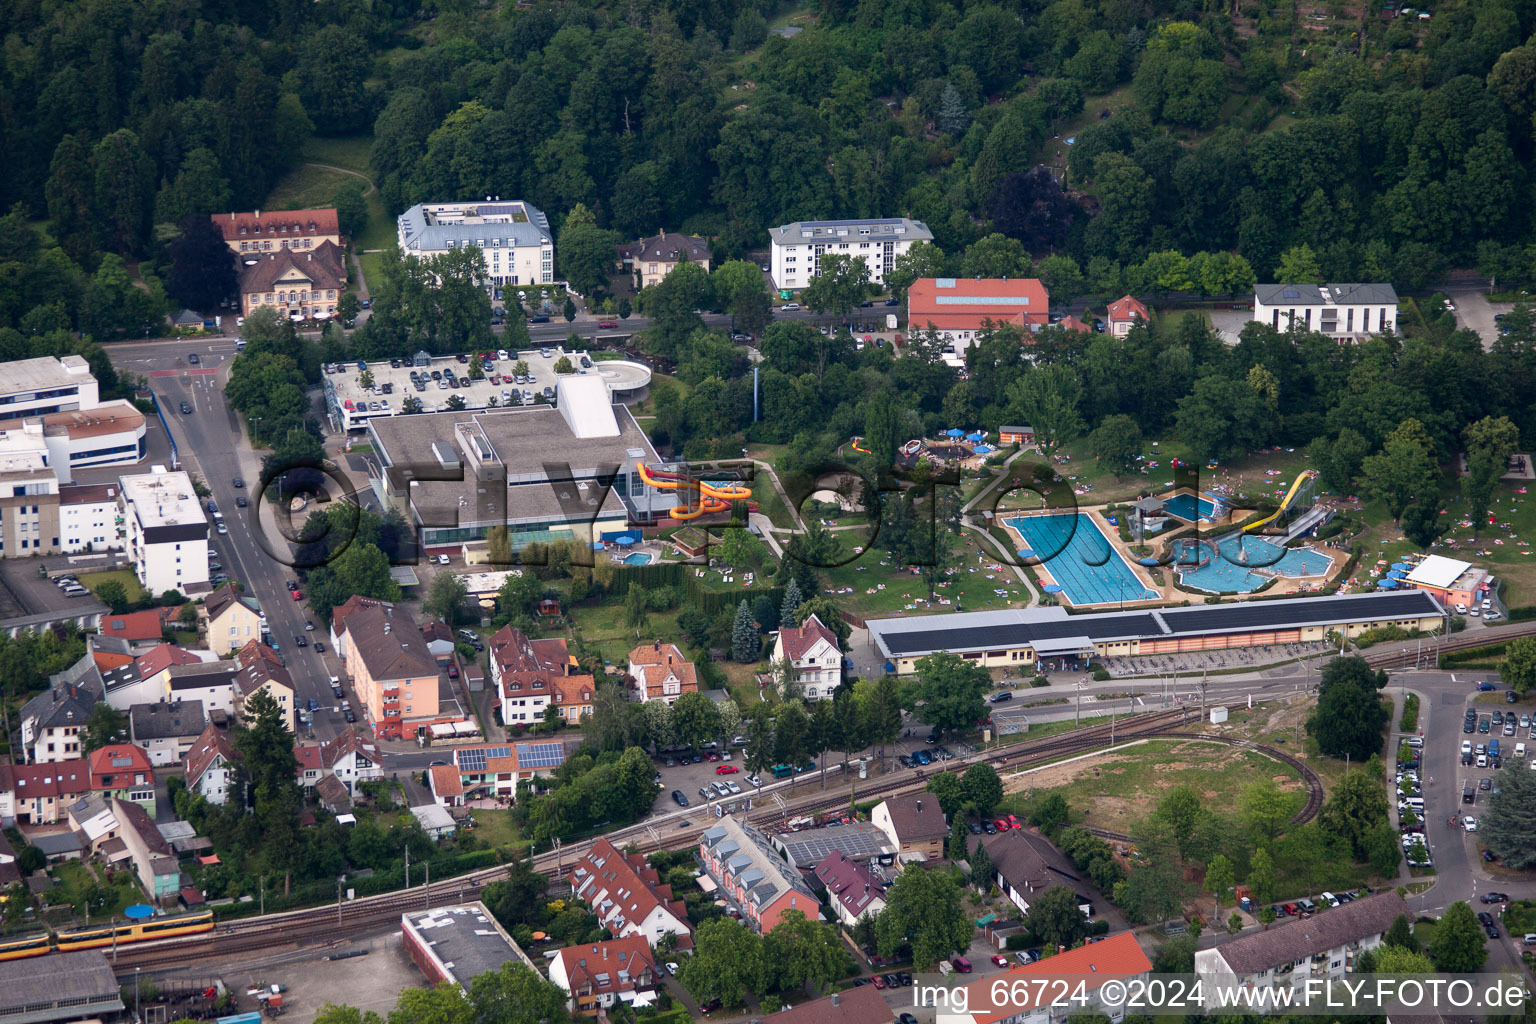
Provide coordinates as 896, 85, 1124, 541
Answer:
867, 590, 1445, 674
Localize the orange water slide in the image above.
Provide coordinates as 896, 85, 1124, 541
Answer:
638, 464, 752, 521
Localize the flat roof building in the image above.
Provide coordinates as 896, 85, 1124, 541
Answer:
1403, 553, 1492, 611
119, 469, 210, 596
0, 355, 99, 419
868, 590, 1446, 673
397, 200, 553, 294
401, 903, 539, 993
0, 950, 124, 1024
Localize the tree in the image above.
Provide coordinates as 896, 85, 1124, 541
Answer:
553, 356, 574, 374
1503, 637, 1536, 695
1319, 761, 1391, 860
743, 702, 775, 776
1373, 946, 1437, 973
423, 573, 469, 628
1310, 429, 1370, 493
1006, 365, 1085, 454
1153, 936, 1198, 973
1087, 415, 1143, 478
467, 960, 570, 1024
96, 579, 129, 614
731, 600, 759, 662
927, 773, 966, 817
1462, 416, 1519, 536
562, 297, 576, 322
967, 835, 993, 891
987, 168, 1074, 253
937, 83, 970, 136
1204, 854, 1234, 914
1384, 913, 1420, 953
903, 653, 990, 738
1029, 793, 1071, 834
1274, 244, 1324, 283
958, 233, 1032, 279
1429, 902, 1487, 973
800, 253, 872, 320
1481, 748, 1536, 868
671, 691, 719, 751
558, 210, 620, 297
337, 292, 360, 325
331, 182, 368, 242
773, 700, 810, 769
83, 702, 126, 753
1029, 884, 1088, 950
1307, 657, 1389, 761
886, 242, 948, 305
779, 579, 804, 628
961, 762, 1003, 816
875, 863, 973, 969
679, 918, 763, 1008
1240, 778, 1293, 843
947, 816, 970, 860
92, 129, 153, 253
1360, 419, 1440, 526
168, 215, 237, 312
761, 910, 844, 996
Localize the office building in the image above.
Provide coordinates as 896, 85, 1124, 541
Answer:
118, 469, 210, 596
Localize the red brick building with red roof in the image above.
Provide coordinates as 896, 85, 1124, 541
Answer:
908, 277, 1050, 360
1107, 294, 1151, 336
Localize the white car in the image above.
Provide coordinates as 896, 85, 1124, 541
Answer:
1462, 741, 1473, 756
1463, 817, 1478, 832
437, 554, 451, 565
780, 302, 800, 311
666, 962, 680, 976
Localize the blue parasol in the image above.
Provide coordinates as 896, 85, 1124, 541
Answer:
966, 432, 985, 442
1391, 562, 1414, 572
1376, 578, 1399, 589
1042, 584, 1064, 593
1017, 549, 1035, 559
614, 535, 636, 546
124, 904, 155, 920
946, 428, 966, 438
1139, 557, 1160, 566
974, 444, 993, 454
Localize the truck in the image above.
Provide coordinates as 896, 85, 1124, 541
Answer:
886, 313, 899, 331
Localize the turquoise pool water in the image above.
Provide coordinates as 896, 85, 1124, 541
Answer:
1004, 513, 1158, 606
1163, 492, 1221, 522
623, 552, 655, 566
1171, 535, 1333, 593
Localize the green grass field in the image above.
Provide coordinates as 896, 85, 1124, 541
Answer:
572, 601, 682, 667
264, 164, 361, 214
78, 568, 148, 604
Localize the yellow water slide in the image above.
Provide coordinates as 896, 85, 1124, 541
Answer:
1242, 469, 1318, 533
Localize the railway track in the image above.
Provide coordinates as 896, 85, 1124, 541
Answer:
108, 707, 1198, 972
1362, 619, 1536, 669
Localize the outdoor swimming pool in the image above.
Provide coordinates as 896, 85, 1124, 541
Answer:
1171, 534, 1333, 593
623, 552, 655, 566
1005, 513, 1158, 606
1163, 492, 1221, 522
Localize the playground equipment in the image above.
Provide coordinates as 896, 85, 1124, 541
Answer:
638, 464, 752, 521
1242, 469, 1318, 534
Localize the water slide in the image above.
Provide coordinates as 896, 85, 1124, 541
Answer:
1242, 469, 1318, 534
851, 437, 872, 454
639, 464, 753, 521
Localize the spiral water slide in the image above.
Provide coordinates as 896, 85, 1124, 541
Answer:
639, 464, 753, 520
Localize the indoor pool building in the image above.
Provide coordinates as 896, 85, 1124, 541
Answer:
866, 590, 1446, 674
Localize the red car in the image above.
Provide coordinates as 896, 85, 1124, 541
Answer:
993, 818, 1010, 832
715, 765, 738, 775
1007, 814, 1022, 829
598, 320, 617, 329
705, 752, 719, 761
991, 955, 1009, 968
871, 975, 887, 990
447, 664, 459, 679
291, 590, 302, 601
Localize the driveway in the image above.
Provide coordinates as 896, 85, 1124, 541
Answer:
1451, 290, 1515, 351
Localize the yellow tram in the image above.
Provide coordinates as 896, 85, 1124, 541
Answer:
0, 910, 215, 959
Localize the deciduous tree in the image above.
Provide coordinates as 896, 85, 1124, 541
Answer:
875, 862, 972, 968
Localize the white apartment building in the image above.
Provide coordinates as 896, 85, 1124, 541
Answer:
118, 469, 209, 595
1253, 283, 1399, 340
396, 200, 554, 296
1194, 891, 1406, 1000
0, 355, 100, 419
768, 218, 933, 293
60, 483, 125, 554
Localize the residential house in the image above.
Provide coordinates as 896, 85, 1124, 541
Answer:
813, 850, 887, 928
490, 626, 594, 726
113, 798, 180, 901
18, 655, 103, 763
770, 613, 842, 700
237, 243, 348, 321
184, 725, 238, 805
1056, 314, 1093, 334
129, 701, 206, 767
314, 775, 353, 814
234, 640, 296, 731
1195, 890, 1408, 993
626, 642, 697, 705
89, 633, 137, 674
548, 937, 657, 1015
948, 931, 1152, 1023
571, 839, 692, 948
100, 610, 165, 645
907, 277, 1050, 361
998, 425, 1035, 447
1107, 294, 1150, 336
331, 598, 440, 740
760, 986, 891, 1024
294, 745, 323, 794
871, 794, 946, 862
88, 743, 156, 817
428, 740, 572, 805
1253, 283, 1398, 341
768, 218, 933, 291
215, 208, 342, 256
620, 232, 713, 289
118, 643, 203, 709
203, 584, 261, 656
419, 619, 458, 662
396, 200, 554, 295
67, 794, 123, 852
772, 822, 894, 870
8, 760, 90, 825
166, 661, 239, 719
322, 727, 382, 796
983, 828, 1063, 917
698, 817, 821, 934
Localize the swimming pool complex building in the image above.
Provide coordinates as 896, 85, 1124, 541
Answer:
866, 590, 1446, 674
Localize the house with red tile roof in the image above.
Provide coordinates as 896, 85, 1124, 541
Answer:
294, 744, 324, 793
87, 743, 156, 816
234, 640, 296, 731
770, 614, 842, 701
1107, 294, 1150, 336
908, 277, 1050, 361
321, 727, 381, 795
214, 208, 341, 254
489, 626, 593, 726
1057, 314, 1093, 333
548, 936, 658, 1015
184, 725, 238, 805
571, 839, 692, 948
626, 642, 697, 705
951, 931, 1151, 1024
7, 760, 90, 825
100, 610, 165, 644
760, 985, 891, 1024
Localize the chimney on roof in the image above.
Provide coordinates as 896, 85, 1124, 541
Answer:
832, 993, 840, 1007
916, 798, 922, 813
256, 210, 261, 219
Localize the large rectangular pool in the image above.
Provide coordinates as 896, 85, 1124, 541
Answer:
1005, 513, 1158, 606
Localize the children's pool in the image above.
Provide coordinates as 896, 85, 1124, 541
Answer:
1171, 535, 1333, 593
1163, 492, 1222, 522
1004, 513, 1157, 606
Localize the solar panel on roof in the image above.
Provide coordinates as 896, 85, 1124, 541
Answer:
1282, 289, 1300, 298
457, 748, 487, 772
485, 745, 511, 760
516, 741, 565, 769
